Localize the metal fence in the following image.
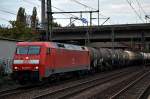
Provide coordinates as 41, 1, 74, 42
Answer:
0, 58, 13, 75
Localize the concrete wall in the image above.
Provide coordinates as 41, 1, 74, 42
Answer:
0, 40, 16, 59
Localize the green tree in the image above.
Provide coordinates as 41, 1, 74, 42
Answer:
9, 20, 39, 41
52, 21, 61, 27
17, 7, 26, 26
0, 7, 40, 41
31, 7, 38, 29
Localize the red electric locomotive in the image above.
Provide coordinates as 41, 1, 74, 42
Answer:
13, 42, 90, 83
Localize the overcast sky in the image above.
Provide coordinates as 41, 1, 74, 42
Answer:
0, 0, 150, 27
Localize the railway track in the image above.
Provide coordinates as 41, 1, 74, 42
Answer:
0, 67, 142, 99
56, 68, 146, 99
85, 68, 150, 99
110, 69, 150, 99
0, 83, 43, 98
33, 67, 140, 99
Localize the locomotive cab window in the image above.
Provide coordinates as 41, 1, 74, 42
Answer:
28, 46, 40, 54
16, 46, 40, 54
16, 46, 28, 54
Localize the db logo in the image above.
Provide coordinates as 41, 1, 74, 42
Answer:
23, 60, 29, 64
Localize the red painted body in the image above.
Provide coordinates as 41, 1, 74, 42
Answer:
13, 42, 90, 81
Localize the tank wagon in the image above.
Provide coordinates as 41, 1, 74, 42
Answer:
12, 42, 150, 84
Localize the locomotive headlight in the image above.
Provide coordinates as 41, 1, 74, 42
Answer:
35, 66, 39, 70
14, 66, 18, 70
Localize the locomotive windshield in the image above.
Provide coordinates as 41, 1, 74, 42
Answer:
16, 46, 40, 54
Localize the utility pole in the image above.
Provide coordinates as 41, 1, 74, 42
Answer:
90, 12, 92, 26
47, 0, 53, 41
41, 0, 46, 29
98, 0, 100, 26
46, 1, 98, 41
53, 10, 98, 44
88, 11, 92, 44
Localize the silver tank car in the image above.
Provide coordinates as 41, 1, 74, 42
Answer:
111, 49, 125, 67
123, 51, 143, 65
98, 48, 113, 70
146, 53, 150, 61
88, 48, 128, 70
144, 53, 150, 64
148, 53, 150, 64
87, 47, 100, 68
88, 47, 149, 71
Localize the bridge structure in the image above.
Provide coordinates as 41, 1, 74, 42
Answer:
39, 23, 150, 50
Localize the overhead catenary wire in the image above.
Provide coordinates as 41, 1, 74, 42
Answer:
38, 0, 86, 26
126, 0, 145, 23
52, 6, 79, 18
0, 13, 11, 25
24, 0, 107, 25
0, 17, 9, 22
135, 0, 150, 22
35, 0, 80, 18
0, 8, 17, 25
70, 0, 107, 17
135, 0, 147, 15
0, 9, 16, 15
70, 0, 110, 25
24, 0, 82, 25
0, 9, 16, 23
23, 0, 40, 8
71, 0, 96, 10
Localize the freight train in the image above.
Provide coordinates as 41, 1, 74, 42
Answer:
12, 42, 150, 84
